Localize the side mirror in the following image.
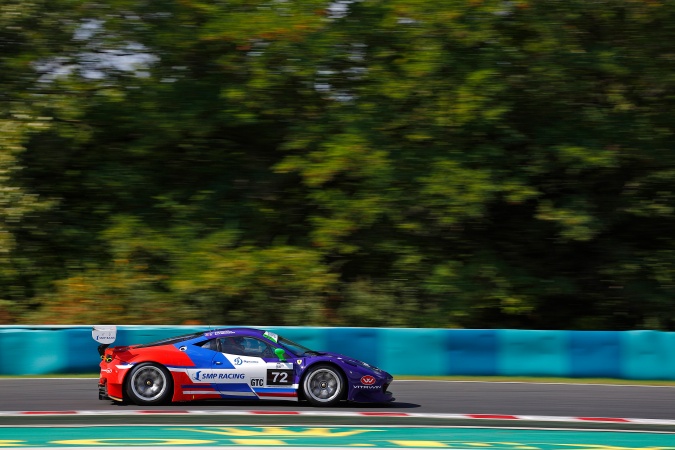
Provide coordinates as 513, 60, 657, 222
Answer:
274, 348, 287, 362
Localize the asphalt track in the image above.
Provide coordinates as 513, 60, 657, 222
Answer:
1, 378, 675, 424
2, 379, 675, 448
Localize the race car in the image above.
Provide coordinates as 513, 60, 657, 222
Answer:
93, 326, 394, 407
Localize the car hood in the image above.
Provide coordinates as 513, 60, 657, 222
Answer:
305, 351, 392, 378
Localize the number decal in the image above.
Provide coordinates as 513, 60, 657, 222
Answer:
266, 369, 293, 385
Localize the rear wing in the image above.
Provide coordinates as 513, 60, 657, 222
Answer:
92, 325, 117, 357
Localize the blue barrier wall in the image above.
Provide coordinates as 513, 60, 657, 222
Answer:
445, 329, 498, 376
569, 331, 622, 378
620, 330, 675, 380
499, 329, 570, 377
1, 326, 674, 380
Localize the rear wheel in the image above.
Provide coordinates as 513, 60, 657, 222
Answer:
302, 364, 345, 407
125, 363, 173, 405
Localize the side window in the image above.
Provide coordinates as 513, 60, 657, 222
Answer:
199, 339, 219, 351
217, 336, 276, 358
240, 337, 275, 358
218, 337, 245, 355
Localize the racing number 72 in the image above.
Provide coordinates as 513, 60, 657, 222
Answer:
267, 369, 293, 385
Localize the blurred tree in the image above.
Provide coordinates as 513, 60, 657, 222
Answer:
3, 0, 675, 329
275, 0, 675, 329
0, 0, 70, 319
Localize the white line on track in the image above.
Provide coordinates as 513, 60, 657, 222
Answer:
2, 410, 675, 426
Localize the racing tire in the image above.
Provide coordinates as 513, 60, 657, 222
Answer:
302, 364, 345, 407
125, 362, 173, 406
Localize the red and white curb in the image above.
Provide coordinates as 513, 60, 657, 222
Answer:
2, 410, 675, 426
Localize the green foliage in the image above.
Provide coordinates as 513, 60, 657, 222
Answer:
3, 0, 675, 329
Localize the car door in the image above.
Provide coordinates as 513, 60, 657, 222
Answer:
210, 336, 263, 399
250, 337, 298, 400
215, 336, 298, 401
180, 338, 225, 399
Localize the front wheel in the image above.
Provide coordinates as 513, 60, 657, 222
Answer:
125, 363, 173, 405
302, 364, 345, 407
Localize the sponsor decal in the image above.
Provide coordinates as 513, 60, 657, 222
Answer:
92, 325, 117, 344
101, 368, 112, 374
193, 371, 245, 381
361, 375, 376, 385
205, 330, 235, 337
234, 357, 259, 365
263, 331, 279, 343
353, 385, 380, 390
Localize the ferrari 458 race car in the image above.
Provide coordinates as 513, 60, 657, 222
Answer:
93, 326, 394, 407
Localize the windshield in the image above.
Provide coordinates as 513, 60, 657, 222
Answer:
279, 336, 316, 356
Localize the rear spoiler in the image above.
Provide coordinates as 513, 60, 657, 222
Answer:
92, 325, 117, 357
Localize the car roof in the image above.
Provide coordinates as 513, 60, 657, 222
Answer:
202, 327, 264, 338
135, 327, 266, 348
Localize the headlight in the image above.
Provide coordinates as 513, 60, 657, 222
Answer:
348, 359, 382, 373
